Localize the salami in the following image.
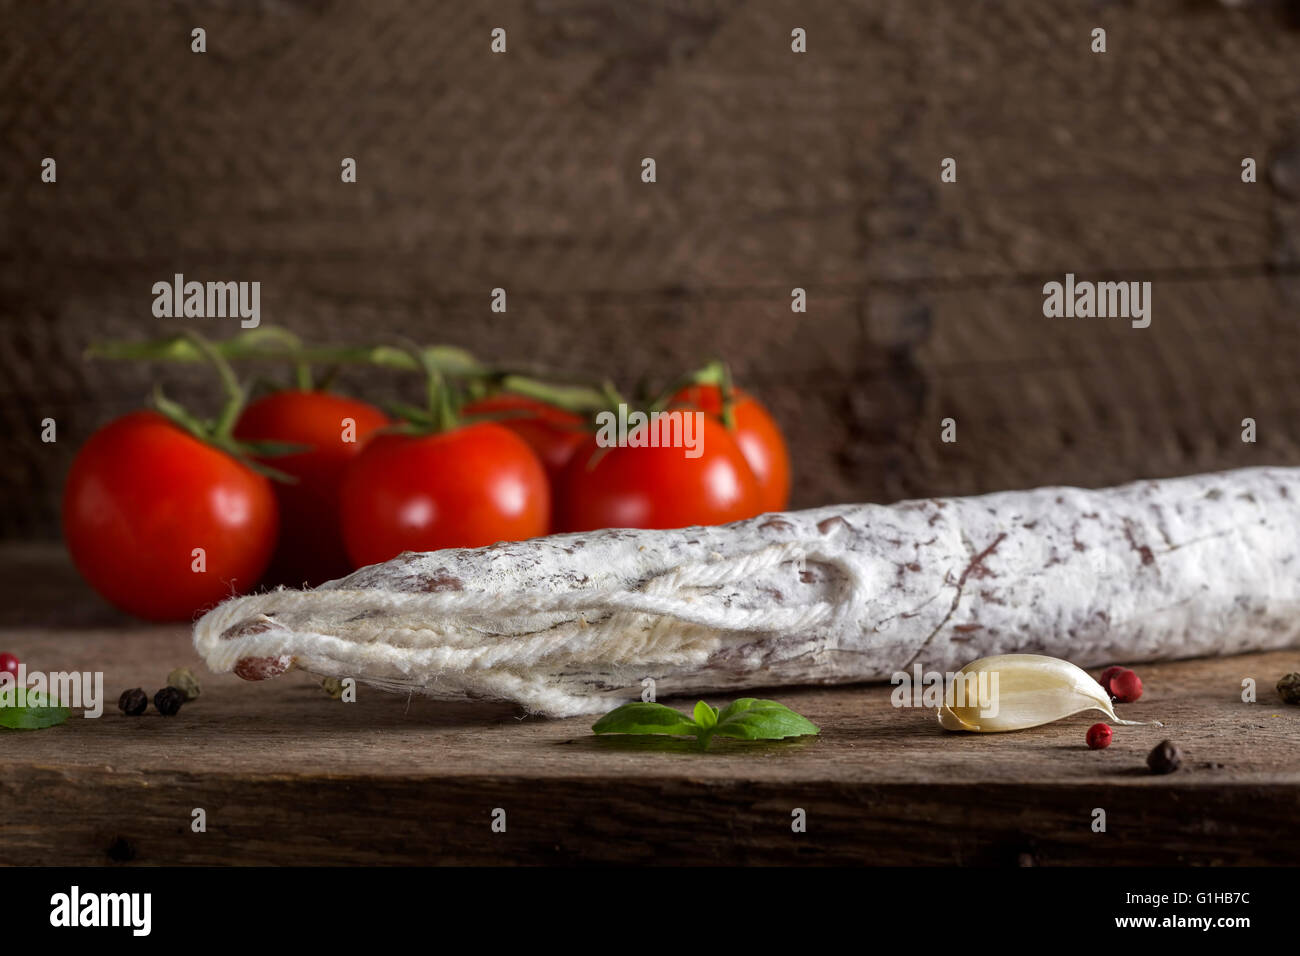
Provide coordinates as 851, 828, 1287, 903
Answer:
193, 467, 1300, 716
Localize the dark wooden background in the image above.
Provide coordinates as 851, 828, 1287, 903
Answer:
4, 0, 1300, 539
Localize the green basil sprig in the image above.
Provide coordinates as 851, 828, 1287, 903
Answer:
593, 698, 818, 750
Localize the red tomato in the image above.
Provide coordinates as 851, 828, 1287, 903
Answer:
557, 417, 762, 531
63, 411, 278, 621
671, 385, 791, 513
461, 393, 587, 485
234, 390, 388, 586
340, 423, 550, 567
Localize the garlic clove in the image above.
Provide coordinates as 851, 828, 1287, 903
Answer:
936, 653, 1160, 733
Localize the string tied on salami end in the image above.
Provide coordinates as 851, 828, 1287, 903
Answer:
193, 538, 868, 716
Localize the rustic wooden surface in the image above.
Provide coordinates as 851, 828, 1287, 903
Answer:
4, 0, 1300, 535
1, 544, 1298, 865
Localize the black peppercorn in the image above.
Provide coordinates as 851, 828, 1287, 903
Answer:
153, 686, 186, 716
1277, 672, 1300, 705
1146, 739, 1183, 775
118, 688, 148, 716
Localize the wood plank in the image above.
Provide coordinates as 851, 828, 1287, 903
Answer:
1, 545, 1298, 865
5, 1, 1300, 537
2, 1, 1298, 287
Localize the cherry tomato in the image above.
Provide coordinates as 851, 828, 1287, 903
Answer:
557, 416, 762, 531
340, 422, 550, 567
672, 384, 791, 514
63, 411, 278, 621
234, 390, 388, 586
0, 652, 18, 679
461, 393, 587, 485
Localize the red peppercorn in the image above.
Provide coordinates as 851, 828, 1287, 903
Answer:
0, 652, 18, 678
1098, 665, 1124, 692
1110, 668, 1143, 703
1086, 722, 1112, 749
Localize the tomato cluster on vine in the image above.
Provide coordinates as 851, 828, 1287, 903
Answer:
63, 331, 791, 621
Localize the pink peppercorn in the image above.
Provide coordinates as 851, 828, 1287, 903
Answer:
1099, 666, 1125, 691
1086, 723, 1112, 749
1110, 669, 1143, 703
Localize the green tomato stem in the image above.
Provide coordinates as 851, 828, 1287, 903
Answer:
649, 358, 737, 429
496, 373, 615, 417
394, 342, 460, 434
240, 327, 314, 390
180, 331, 246, 441
88, 333, 484, 380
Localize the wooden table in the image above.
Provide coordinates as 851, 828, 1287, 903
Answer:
2, 544, 1297, 866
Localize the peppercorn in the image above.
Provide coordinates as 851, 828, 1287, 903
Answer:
0, 652, 19, 679
320, 676, 344, 699
1110, 669, 1143, 703
1098, 666, 1124, 693
153, 686, 186, 717
1277, 672, 1300, 705
166, 667, 201, 701
1086, 722, 1112, 749
118, 688, 148, 716
1146, 739, 1183, 775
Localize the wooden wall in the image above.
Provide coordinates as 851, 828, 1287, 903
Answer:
3, 0, 1300, 538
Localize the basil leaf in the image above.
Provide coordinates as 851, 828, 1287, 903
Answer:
712, 698, 819, 741
692, 700, 718, 729
592, 702, 700, 738
0, 691, 71, 730
592, 698, 819, 749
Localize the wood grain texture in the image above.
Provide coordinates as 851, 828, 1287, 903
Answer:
4, 1, 1300, 537
1, 545, 1298, 865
